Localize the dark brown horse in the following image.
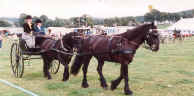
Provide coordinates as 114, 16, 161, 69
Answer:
70, 23, 160, 95
35, 32, 83, 81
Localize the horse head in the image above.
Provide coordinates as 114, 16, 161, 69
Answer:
62, 32, 83, 52
144, 22, 160, 52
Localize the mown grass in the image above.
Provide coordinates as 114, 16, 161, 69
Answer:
0, 37, 194, 96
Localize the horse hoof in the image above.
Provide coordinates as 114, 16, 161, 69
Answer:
44, 74, 48, 77
82, 83, 89, 88
125, 90, 133, 95
62, 78, 69, 81
103, 86, 108, 90
101, 84, 108, 90
110, 82, 117, 90
48, 77, 52, 80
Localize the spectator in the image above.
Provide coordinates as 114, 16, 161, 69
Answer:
0, 34, 3, 48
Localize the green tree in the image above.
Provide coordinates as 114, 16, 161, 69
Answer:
0, 20, 12, 27
40, 15, 49, 26
19, 13, 27, 26
52, 18, 65, 27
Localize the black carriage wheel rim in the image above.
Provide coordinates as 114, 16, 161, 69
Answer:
10, 43, 24, 78
51, 60, 57, 72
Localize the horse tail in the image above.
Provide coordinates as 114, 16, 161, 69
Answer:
70, 55, 83, 76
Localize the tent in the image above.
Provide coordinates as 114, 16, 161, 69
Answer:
167, 18, 194, 30
167, 18, 194, 35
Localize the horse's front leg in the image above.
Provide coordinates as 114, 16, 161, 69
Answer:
58, 55, 70, 81
111, 66, 123, 90
122, 64, 133, 95
43, 58, 48, 78
82, 56, 92, 88
97, 59, 108, 89
42, 55, 52, 80
62, 60, 70, 81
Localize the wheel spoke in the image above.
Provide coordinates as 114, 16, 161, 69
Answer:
50, 60, 60, 74
15, 63, 18, 77
10, 43, 24, 78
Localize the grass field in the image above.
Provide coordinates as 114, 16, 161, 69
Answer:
0, 37, 194, 96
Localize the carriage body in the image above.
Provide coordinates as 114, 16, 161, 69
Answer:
10, 36, 60, 78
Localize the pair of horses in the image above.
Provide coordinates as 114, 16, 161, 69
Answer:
36, 22, 160, 95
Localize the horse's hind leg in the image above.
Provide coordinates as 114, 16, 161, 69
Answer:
81, 56, 92, 88
97, 59, 108, 89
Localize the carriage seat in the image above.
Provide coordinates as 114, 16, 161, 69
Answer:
19, 38, 41, 55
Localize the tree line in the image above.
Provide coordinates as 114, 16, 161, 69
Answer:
1, 9, 194, 27
144, 9, 194, 22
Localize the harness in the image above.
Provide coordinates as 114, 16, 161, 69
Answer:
107, 36, 135, 59
78, 36, 136, 56
40, 38, 71, 55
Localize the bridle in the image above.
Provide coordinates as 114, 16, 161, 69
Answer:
51, 35, 81, 56
143, 29, 159, 50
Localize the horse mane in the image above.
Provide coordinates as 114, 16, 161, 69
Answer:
117, 24, 151, 40
62, 32, 81, 49
62, 32, 74, 40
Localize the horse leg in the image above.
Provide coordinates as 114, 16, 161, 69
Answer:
81, 56, 92, 88
122, 64, 133, 95
97, 59, 108, 89
42, 55, 52, 80
111, 65, 123, 90
42, 57, 48, 78
62, 60, 70, 81
58, 54, 70, 81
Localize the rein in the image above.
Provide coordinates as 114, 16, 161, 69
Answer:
59, 38, 69, 51
51, 36, 137, 56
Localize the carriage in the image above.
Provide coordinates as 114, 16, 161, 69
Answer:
10, 36, 61, 78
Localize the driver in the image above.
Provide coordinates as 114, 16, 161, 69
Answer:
22, 15, 35, 48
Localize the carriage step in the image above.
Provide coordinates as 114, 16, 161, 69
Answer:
23, 57, 41, 60
22, 52, 42, 55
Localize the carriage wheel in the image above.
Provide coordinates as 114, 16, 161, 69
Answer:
50, 60, 60, 74
10, 43, 24, 78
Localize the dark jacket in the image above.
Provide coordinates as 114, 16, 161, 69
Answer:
34, 25, 45, 35
23, 23, 34, 34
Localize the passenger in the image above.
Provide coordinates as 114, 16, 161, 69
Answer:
34, 19, 46, 35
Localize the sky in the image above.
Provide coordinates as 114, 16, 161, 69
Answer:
0, 0, 194, 19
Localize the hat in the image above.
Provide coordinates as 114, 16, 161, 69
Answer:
25, 15, 32, 19
35, 19, 42, 23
